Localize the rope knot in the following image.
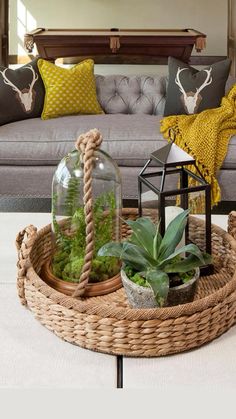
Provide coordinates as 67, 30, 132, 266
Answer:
75, 128, 103, 154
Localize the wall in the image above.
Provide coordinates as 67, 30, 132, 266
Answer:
9, 0, 228, 73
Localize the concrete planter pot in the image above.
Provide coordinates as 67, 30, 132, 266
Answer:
121, 268, 200, 309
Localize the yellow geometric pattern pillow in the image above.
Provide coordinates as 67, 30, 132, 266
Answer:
37, 58, 103, 120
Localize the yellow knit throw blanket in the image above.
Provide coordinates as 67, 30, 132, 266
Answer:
160, 83, 236, 209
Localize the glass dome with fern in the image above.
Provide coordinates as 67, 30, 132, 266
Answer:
41, 129, 122, 298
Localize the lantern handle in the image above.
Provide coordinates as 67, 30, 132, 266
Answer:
72, 128, 103, 298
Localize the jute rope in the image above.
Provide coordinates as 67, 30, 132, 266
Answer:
16, 225, 37, 305
72, 128, 103, 297
228, 211, 236, 240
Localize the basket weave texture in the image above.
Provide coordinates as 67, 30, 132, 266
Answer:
16, 208, 236, 357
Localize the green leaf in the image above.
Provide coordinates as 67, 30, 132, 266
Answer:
98, 242, 123, 258
164, 253, 212, 273
153, 223, 162, 260
125, 217, 156, 257
158, 209, 189, 261
121, 242, 154, 271
146, 269, 169, 307
98, 241, 153, 271
159, 243, 207, 269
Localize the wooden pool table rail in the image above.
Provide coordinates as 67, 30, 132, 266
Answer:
24, 28, 207, 64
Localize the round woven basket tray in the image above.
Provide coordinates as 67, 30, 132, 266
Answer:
16, 208, 236, 357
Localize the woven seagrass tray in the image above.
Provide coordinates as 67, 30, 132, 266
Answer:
16, 208, 236, 357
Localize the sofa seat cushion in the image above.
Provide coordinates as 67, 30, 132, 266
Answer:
0, 114, 164, 166
0, 114, 235, 169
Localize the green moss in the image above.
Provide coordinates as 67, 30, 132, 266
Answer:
52, 184, 119, 283
124, 264, 195, 288
124, 266, 149, 288
53, 253, 119, 283
180, 270, 195, 283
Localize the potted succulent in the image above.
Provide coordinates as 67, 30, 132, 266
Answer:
98, 209, 212, 308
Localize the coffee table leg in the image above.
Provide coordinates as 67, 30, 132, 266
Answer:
117, 355, 123, 388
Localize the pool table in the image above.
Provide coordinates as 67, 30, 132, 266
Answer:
24, 28, 206, 64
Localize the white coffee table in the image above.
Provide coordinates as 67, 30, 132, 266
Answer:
1, 212, 235, 389
0, 213, 117, 389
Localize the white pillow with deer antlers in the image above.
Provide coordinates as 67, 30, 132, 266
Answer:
0, 58, 45, 126
164, 57, 231, 116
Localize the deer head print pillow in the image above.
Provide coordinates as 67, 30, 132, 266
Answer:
164, 57, 231, 116
0, 58, 45, 126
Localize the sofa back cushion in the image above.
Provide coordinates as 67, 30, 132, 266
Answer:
164, 57, 231, 116
38, 58, 103, 119
95, 75, 166, 115
0, 58, 45, 126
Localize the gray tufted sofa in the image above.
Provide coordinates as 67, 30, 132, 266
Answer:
0, 73, 236, 203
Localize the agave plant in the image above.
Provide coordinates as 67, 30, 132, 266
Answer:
98, 209, 211, 306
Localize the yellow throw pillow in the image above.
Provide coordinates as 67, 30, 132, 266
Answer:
37, 58, 103, 119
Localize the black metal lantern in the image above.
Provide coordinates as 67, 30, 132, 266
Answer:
138, 130, 212, 274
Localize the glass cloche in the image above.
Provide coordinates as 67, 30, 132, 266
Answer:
49, 129, 122, 297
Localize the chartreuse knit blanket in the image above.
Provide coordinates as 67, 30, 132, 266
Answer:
160, 83, 236, 210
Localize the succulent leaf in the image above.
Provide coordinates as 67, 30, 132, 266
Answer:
146, 269, 169, 307
153, 223, 162, 260
121, 242, 154, 271
158, 243, 206, 269
98, 241, 154, 271
126, 217, 156, 257
98, 241, 123, 258
163, 253, 211, 273
158, 209, 189, 261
